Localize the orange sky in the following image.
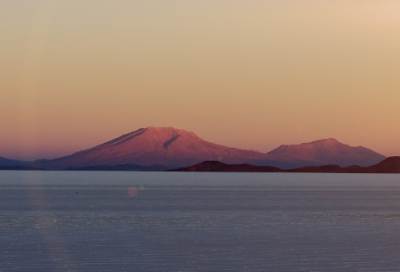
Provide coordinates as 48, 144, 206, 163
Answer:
1, 0, 400, 160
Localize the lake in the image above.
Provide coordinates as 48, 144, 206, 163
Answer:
1, 171, 400, 271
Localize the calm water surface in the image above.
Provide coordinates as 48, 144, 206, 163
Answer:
1, 171, 400, 271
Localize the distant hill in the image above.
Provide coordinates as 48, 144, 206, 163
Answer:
171, 161, 284, 172
266, 138, 385, 167
362, 157, 400, 173
0, 157, 49, 167
0, 157, 30, 167
170, 157, 400, 174
65, 164, 168, 171
0, 165, 44, 171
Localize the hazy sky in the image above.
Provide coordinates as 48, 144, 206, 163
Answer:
1, 0, 399, 160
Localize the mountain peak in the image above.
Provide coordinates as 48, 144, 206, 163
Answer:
146, 126, 176, 132
145, 126, 197, 137
272, 138, 341, 152
307, 138, 340, 145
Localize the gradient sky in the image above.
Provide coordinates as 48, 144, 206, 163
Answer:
1, 0, 399, 160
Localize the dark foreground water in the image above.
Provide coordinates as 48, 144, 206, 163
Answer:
1, 172, 400, 271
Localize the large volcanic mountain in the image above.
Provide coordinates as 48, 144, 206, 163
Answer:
36, 127, 270, 170
266, 138, 386, 167
31, 127, 386, 170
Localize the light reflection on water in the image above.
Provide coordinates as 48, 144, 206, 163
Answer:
127, 186, 138, 196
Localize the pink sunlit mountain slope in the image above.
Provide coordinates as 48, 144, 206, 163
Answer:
32, 127, 386, 170
37, 127, 273, 170
266, 138, 386, 167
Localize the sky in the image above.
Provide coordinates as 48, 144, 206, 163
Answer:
1, 0, 400, 160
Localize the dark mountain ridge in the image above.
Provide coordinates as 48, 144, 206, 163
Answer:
0, 157, 31, 167
171, 157, 400, 174
0, 157, 49, 167
170, 161, 284, 172
0, 165, 45, 171
65, 164, 169, 171
362, 156, 400, 173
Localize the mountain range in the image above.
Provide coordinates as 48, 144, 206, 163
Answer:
0, 126, 387, 170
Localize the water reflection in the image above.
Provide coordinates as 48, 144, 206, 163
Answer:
127, 186, 138, 197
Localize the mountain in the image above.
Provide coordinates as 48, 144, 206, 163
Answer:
35, 127, 272, 170
266, 138, 386, 167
